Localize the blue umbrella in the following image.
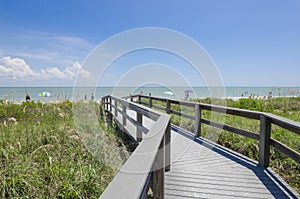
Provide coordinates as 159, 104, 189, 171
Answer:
184, 89, 193, 93
39, 91, 52, 97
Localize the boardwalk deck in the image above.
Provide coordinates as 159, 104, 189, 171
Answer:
108, 102, 299, 199
166, 126, 299, 198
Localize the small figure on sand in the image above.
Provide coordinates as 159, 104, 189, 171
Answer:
26, 94, 31, 102
91, 93, 95, 100
185, 92, 189, 100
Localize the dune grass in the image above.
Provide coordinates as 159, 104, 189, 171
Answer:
0, 100, 124, 198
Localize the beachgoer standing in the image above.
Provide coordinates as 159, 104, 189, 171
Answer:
91, 93, 95, 100
185, 92, 189, 100
26, 94, 31, 102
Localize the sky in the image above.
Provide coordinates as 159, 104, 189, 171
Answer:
0, 0, 299, 87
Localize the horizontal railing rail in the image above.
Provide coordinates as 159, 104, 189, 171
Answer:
125, 94, 300, 167
100, 95, 171, 199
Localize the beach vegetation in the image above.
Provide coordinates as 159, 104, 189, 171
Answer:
0, 100, 125, 198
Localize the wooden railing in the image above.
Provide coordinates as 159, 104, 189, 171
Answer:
100, 95, 171, 199
126, 94, 300, 167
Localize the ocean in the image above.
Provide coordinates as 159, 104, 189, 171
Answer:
1, 87, 300, 103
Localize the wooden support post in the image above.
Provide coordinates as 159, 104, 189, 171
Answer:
136, 112, 143, 142
107, 111, 113, 128
152, 138, 165, 199
195, 104, 201, 137
259, 114, 271, 168
166, 100, 170, 114
122, 104, 127, 126
103, 98, 107, 110
114, 100, 118, 117
105, 98, 108, 110
130, 95, 133, 102
109, 97, 112, 111
165, 121, 171, 172
138, 95, 141, 104
149, 97, 152, 108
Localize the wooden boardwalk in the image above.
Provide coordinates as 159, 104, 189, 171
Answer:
166, 126, 298, 199
101, 95, 299, 199
112, 109, 298, 198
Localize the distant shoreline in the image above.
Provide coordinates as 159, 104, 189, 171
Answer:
1, 86, 299, 103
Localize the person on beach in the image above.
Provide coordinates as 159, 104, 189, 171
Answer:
91, 93, 94, 100
185, 92, 189, 100
26, 94, 31, 102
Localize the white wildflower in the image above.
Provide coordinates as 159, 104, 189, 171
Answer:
16, 142, 21, 150
8, 117, 17, 125
48, 156, 52, 165
8, 117, 17, 122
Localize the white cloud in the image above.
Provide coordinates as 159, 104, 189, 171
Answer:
0, 56, 38, 78
0, 56, 90, 80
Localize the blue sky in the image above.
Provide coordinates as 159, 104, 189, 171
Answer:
0, 0, 299, 87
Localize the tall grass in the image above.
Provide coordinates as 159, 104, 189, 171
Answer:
0, 100, 124, 198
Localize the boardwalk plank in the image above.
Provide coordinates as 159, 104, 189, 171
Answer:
166, 128, 299, 199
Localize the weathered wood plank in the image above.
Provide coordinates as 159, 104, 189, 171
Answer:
270, 138, 300, 163
152, 104, 166, 112
265, 113, 300, 135
136, 112, 143, 142
259, 114, 271, 167
194, 104, 201, 137
100, 114, 171, 199
201, 118, 260, 140
169, 110, 195, 120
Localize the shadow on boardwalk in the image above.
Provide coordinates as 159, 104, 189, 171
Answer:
166, 126, 299, 199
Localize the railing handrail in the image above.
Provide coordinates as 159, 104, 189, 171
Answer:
127, 94, 300, 166
100, 95, 171, 199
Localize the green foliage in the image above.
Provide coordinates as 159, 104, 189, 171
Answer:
0, 101, 119, 198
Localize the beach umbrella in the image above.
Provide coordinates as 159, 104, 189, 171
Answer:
184, 89, 193, 93
164, 91, 174, 96
39, 91, 52, 97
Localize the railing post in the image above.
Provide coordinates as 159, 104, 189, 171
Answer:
259, 114, 271, 167
138, 95, 141, 104
136, 112, 143, 142
109, 97, 112, 111
106, 98, 108, 110
122, 104, 127, 126
149, 97, 152, 108
195, 104, 201, 137
114, 100, 118, 117
165, 121, 171, 172
107, 111, 113, 128
152, 137, 165, 199
166, 100, 170, 114
130, 95, 133, 102
103, 98, 106, 110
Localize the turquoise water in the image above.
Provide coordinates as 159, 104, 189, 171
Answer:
1, 87, 300, 102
